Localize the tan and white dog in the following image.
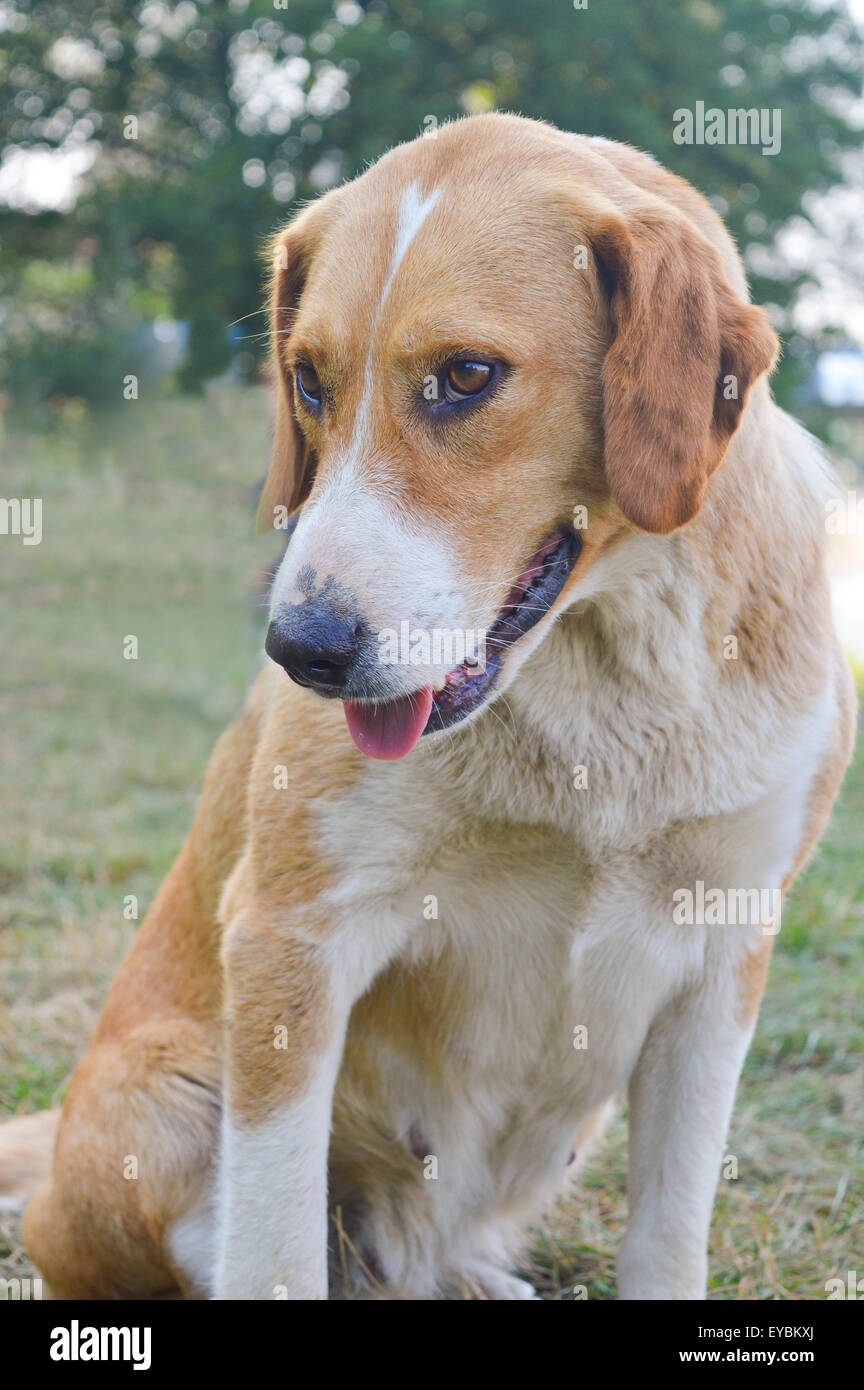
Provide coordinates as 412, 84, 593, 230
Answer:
1, 114, 856, 1300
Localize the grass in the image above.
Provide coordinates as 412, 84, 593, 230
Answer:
1, 387, 862, 1299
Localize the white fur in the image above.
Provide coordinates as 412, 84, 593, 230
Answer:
268, 475, 465, 696
169, 1189, 216, 1298
214, 1091, 334, 1300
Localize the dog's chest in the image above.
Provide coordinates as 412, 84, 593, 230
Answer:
326, 810, 698, 1224
315, 618, 829, 1258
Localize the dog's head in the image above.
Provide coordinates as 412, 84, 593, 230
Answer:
261, 115, 777, 759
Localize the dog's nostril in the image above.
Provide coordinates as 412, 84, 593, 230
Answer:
306, 656, 347, 683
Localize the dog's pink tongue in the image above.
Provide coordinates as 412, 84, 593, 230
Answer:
344, 686, 433, 760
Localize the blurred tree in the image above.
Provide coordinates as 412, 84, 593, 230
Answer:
0, 0, 861, 404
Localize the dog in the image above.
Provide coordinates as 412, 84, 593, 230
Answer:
1, 113, 855, 1300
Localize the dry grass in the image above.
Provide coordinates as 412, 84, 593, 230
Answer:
1, 387, 861, 1298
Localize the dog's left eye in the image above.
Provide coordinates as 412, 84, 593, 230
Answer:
443, 359, 493, 401
295, 362, 323, 410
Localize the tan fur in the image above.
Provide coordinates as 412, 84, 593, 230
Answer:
220, 673, 363, 1123
587, 202, 778, 533
2, 114, 855, 1301
735, 936, 775, 1030
20, 686, 264, 1297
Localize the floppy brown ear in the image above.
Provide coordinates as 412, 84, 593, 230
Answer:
256, 217, 316, 535
590, 205, 779, 533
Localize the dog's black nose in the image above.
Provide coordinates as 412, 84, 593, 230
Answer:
265, 604, 361, 693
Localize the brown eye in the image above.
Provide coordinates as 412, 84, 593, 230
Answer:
443, 359, 493, 401
296, 362, 322, 409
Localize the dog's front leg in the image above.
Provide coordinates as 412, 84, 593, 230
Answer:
213, 880, 397, 1301
618, 937, 772, 1300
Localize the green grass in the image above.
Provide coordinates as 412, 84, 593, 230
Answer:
0, 387, 275, 1109
1, 388, 862, 1298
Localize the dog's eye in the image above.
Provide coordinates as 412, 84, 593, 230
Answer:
443, 359, 493, 401
296, 363, 323, 410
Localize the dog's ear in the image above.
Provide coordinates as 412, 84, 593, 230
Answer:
256, 213, 317, 535
588, 204, 779, 533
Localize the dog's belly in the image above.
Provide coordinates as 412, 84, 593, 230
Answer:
326, 830, 702, 1296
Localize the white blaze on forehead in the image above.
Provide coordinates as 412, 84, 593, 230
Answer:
381, 182, 442, 306
350, 181, 441, 455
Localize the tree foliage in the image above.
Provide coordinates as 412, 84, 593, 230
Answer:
0, 0, 861, 402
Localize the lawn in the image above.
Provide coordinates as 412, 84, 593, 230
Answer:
1, 386, 861, 1299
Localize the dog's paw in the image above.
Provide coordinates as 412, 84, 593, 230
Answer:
484, 1271, 539, 1301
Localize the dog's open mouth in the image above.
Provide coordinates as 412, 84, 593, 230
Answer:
344, 529, 581, 760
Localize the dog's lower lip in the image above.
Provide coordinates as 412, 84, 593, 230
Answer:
423, 527, 582, 735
